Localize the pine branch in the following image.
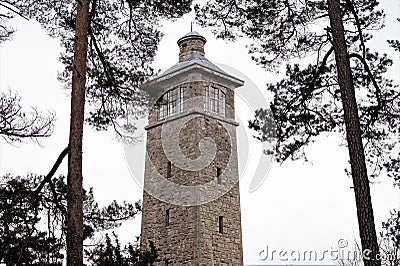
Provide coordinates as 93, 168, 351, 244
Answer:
349, 52, 382, 122
345, 0, 366, 58
0, 1, 29, 20
308, 46, 335, 93
34, 146, 69, 194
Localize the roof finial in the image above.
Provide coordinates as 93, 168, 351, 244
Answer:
191, 22, 193, 32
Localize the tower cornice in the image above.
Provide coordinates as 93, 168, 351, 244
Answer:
144, 111, 239, 131
143, 61, 244, 102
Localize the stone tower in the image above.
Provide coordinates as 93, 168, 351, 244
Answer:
141, 32, 244, 265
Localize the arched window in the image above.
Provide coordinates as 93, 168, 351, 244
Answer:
158, 87, 187, 120
203, 86, 226, 116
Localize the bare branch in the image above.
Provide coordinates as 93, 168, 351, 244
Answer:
0, 90, 56, 143
34, 145, 69, 194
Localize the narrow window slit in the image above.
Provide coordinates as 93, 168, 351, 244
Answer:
218, 216, 223, 233
167, 162, 172, 178
166, 209, 170, 226
217, 167, 222, 185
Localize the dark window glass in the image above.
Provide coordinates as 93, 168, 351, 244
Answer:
203, 86, 226, 117
158, 87, 187, 120
167, 162, 171, 178
217, 167, 222, 185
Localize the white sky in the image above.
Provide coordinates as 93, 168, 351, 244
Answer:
0, 1, 399, 265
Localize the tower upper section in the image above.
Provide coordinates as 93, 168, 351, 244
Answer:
177, 31, 207, 62
142, 31, 244, 130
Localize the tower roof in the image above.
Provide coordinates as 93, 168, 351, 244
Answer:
142, 32, 244, 98
177, 31, 207, 45
146, 52, 243, 88
158, 53, 228, 79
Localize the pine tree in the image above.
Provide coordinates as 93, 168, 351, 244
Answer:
327, 0, 380, 263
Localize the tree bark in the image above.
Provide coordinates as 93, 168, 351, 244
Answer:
327, 1, 380, 266
67, 0, 90, 265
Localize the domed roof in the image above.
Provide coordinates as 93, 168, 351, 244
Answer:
142, 31, 244, 94
177, 31, 207, 44
158, 53, 227, 78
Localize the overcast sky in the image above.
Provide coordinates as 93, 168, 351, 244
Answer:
0, 1, 399, 265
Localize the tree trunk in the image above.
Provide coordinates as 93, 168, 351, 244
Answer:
327, 0, 381, 266
67, 0, 90, 265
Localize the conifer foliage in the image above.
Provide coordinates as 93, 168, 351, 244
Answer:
0, 174, 146, 265
3, 0, 192, 139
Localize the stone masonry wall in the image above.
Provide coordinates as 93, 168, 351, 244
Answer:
179, 39, 205, 62
141, 80, 243, 265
